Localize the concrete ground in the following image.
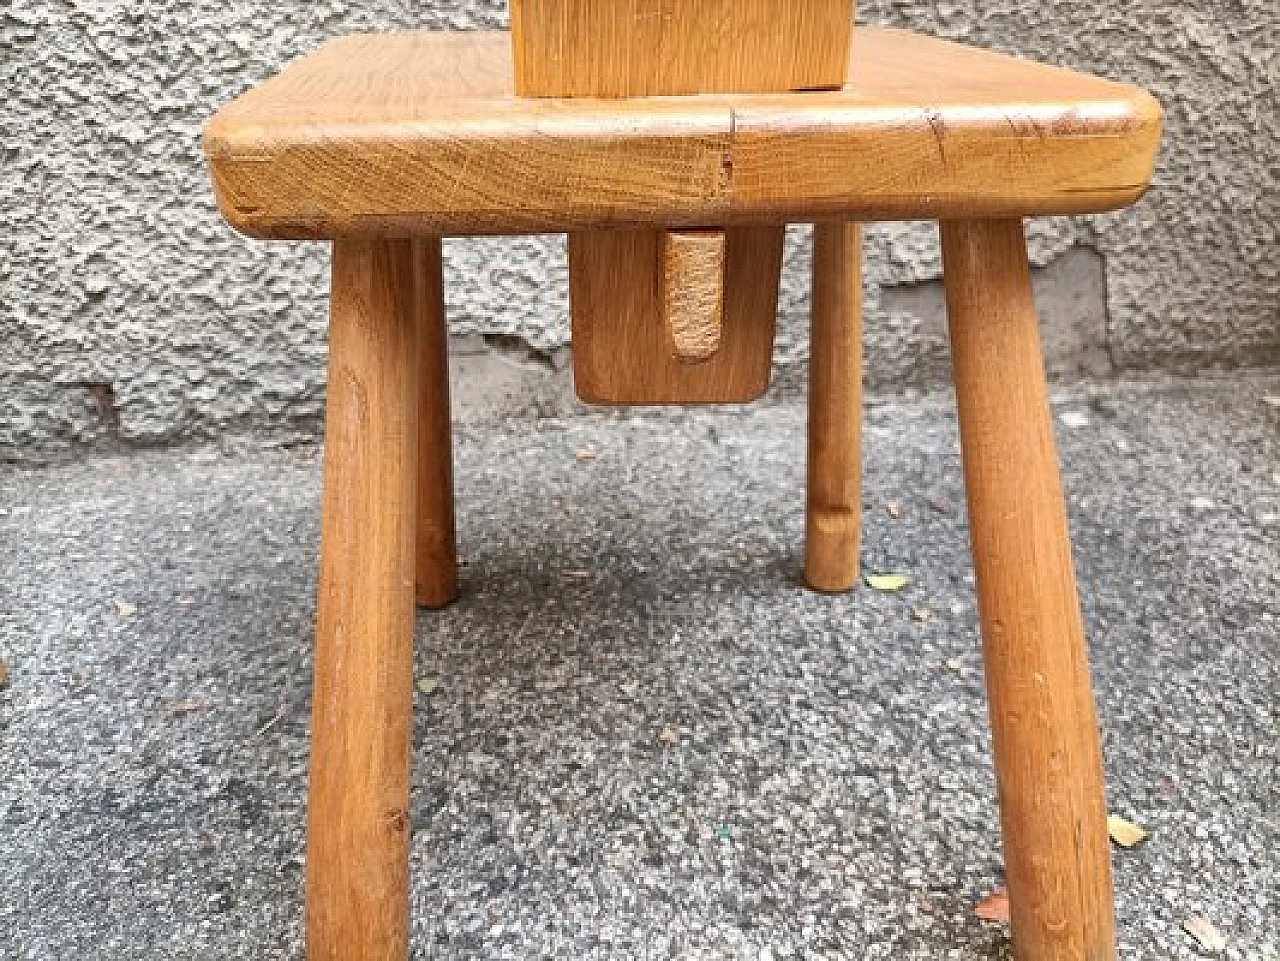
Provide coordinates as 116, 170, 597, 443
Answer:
1, 372, 1276, 960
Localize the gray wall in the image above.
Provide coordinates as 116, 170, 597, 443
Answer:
2, 0, 1276, 463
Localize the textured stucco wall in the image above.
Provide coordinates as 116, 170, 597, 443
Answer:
2, 0, 1276, 462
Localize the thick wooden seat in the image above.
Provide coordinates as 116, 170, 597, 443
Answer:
205, 27, 1161, 239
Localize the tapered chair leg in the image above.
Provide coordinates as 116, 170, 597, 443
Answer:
415, 238, 460, 609
308, 237, 423, 961
942, 218, 1115, 961
805, 221, 863, 592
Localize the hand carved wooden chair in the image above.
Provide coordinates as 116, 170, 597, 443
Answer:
204, 2, 1161, 957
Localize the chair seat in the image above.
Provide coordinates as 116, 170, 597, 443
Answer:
205, 27, 1161, 239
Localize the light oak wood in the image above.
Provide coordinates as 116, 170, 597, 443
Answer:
660, 229, 726, 365
943, 218, 1115, 961
202, 13, 1160, 954
415, 238, 459, 609
205, 29, 1162, 239
805, 222, 862, 592
309, 237, 421, 961
570, 227, 783, 404
510, 0, 854, 97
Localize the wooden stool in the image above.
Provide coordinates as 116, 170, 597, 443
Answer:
205, 5, 1161, 958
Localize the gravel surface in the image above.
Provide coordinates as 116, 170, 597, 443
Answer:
1, 373, 1276, 960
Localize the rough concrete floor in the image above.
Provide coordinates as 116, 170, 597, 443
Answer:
1, 373, 1276, 961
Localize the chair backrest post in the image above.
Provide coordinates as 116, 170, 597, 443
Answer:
509, 0, 857, 405
511, 0, 855, 98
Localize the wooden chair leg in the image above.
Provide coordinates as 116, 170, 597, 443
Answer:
942, 219, 1115, 961
415, 238, 460, 609
308, 237, 422, 961
805, 221, 863, 592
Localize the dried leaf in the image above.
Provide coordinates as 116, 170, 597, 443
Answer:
865, 573, 910, 592
974, 886, 1010, 923
658, 727, 678, 746
575, 446, 597, 462
1107, 813, 1150, 848
417, 677, 440, 696
0, 657, 10, 690
1182, 916, 1227, 953
114, 600, 137, 616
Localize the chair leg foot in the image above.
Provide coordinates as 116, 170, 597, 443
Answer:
943, 218, 1115, 961
805, 221, 863, 592
414, 238, 460, 610
308, 237, 422, 961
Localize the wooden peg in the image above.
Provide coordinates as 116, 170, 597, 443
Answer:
661, 229, 726, 365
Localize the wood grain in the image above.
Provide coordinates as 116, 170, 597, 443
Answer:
205, 29, 1162, 238
309, 237, 422, 960
660, 229, 725, 365
415, 238, 459, 609
942, 218, 1115, 960
510, 0, 853, 97
805, 222, 862, 592
570, 227, 783, 404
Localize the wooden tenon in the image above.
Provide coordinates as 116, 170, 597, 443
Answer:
203, 0, 1162, 956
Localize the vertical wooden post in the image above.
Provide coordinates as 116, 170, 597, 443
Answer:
942, 218, 1115, 961
511, 0, 854, 97
308, 236, 421, 961
805, 221, 863, 592
415, 239, 460, 609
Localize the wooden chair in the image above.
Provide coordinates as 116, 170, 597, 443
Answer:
204, 2, 1161, 957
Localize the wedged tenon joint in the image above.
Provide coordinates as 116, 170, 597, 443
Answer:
203, 29, 1161, 239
